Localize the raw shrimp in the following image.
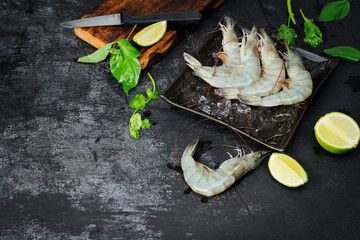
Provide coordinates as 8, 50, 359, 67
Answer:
184, 22, 261, 89
183, 18, 241, 78
239, 42, 313, 107
181, 139, 270, 197
216, 28, 285, 99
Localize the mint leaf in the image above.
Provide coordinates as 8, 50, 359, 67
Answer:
323, 46, 360, 62
277, 24, 298, 45
319, 0, 351, 22
77, 42, 115, 63
129, 94, 147, 110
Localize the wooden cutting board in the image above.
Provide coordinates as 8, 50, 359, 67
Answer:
74, 0, 225, 69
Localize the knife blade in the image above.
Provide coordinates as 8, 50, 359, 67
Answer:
60, 11, 202, 28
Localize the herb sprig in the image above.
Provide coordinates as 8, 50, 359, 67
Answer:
129, 73, 159, 139
300, 9, 323, 48
277, 0, 298, 45
77, 25, 141, 94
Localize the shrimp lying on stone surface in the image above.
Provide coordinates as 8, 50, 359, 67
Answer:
181, 138, 270, 197
216, 28, 286, 99
238, 42, 313, 107
183, 20, 261, 89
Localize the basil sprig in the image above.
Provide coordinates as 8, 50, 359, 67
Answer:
109, 39, 142, 94
319, 0, 352, 22
77, 26, 142, 94
323, 46, 360, 62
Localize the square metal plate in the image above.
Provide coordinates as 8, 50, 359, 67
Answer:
160, 17, 339, 152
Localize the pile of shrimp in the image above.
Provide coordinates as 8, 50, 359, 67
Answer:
183, 18, 313, 107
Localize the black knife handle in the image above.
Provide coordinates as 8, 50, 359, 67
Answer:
121, 11, 202, 26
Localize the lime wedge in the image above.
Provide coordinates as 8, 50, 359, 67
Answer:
315, 112, 360, 154
268, 153, 308, 187
133, 21, 167, 47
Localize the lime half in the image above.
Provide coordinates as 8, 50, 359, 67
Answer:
268, 153, 308, 187
133, 21, 167, 47
314, 112, 360, 154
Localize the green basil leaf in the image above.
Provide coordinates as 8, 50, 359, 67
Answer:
108, 48, 122, 55
318, 0, 351, 22
118, 39, 142, 58
109, 53, 124, 81
118, 57, 141, 94
323, 46, 360, 62
129, 94, 147, 110
77, 42, 115, 63
277, 24, 298, 45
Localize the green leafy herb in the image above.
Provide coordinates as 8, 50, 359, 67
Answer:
109, 48, 141, 94
77, 25, 142, 94
77, 42, 116, 63
129, 73, 159, 139
287, 0, 296, 25
277, 0, 298, 45
117, 39, 142, 58
300, 9, 323, 48
129, 94, 147, 110
323, 46, 360, 62
318, 0, 352, 22
277, 24, 298, 45
129, 113, 151, 139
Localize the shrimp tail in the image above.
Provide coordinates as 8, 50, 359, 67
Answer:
182, 138, 199, 158
183, 52, 215, 81
183, 52, 202, 70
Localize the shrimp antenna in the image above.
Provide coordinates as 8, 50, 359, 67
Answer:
190, 28, 222, 64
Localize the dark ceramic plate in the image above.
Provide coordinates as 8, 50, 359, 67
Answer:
160, 17, 339, 152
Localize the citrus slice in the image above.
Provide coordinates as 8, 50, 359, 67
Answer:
314, 112, 360, 154
133, 21, 167, 47
268, 153, 308, 187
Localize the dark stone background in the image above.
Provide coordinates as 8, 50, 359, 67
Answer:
1, 0, 359, 239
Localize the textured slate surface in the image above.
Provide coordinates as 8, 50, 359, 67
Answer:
1, 0, 360, 239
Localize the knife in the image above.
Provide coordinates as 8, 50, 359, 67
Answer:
60, 11, 203, 28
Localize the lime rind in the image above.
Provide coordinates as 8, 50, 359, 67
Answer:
268, 153, 308, 188
314, 112, 360, 154
133, 21, 167, 47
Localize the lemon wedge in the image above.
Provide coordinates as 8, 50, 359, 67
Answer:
133, 21, 167, 47
315, 112, 360, 154
268, 153, 308, 187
